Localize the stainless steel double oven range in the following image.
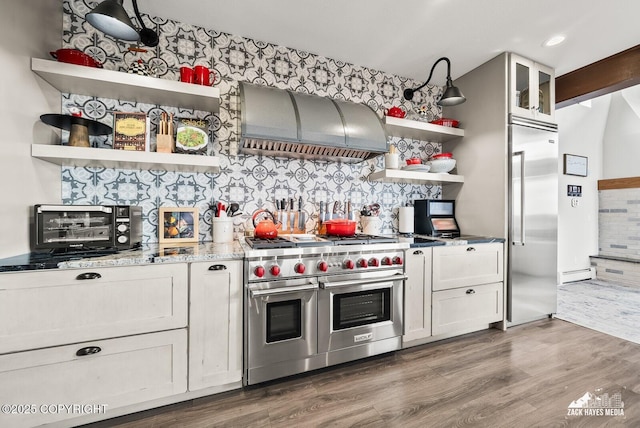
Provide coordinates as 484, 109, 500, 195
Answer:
243, 234, 409, 385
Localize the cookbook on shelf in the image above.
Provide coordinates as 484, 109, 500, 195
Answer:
112, 112, 150, 151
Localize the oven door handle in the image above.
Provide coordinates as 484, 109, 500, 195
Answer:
320, 274, 408, 289
249, 283, 318, 298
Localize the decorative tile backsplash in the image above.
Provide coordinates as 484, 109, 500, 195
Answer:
61, 0, 444, 243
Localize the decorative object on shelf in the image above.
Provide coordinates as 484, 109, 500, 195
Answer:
159, 207, 199, 243
563, 154, 588, 177
179, 66, 195, 83
113, 111, 149, 151
384, 106, 406, 118
175, 117, 209, 155
403, 57, 466, 106
156, 112, 175, 153
430, 118, 460, 128
426, 157, 456, 173
86, 0, 159, 47
125, 47, 157, 77
49, 49, 102, 68
413, 104, 431, 122
40, 113, 112, 147
194, 65, 217, 86
384, 145, 399, 169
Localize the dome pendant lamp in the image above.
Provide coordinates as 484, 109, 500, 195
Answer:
86, 0, 159, 47
403, 57, 466, 106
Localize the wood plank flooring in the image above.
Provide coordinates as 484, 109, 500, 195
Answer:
83, 319, 640, 427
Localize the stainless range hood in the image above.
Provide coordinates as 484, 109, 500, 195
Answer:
239, 82, 388, 163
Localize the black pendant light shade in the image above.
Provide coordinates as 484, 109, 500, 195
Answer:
403, 57, 466, 106
86, 0, 159, 47
86, 0, 140, 41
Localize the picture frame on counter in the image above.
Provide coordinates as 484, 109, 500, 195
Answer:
159, 207, 199, 243
158, 243, 199, 256
563, 154, 588, 177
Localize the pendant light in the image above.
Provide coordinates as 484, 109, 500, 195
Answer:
403, 57, 466, 106
86, 0, 159, 47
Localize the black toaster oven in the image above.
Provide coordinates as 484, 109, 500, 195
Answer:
32, 204, 142, 250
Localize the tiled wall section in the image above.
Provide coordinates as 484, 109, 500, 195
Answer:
61, 0, 446, 243
590, 256, 640, 287
599, 188, 640, 259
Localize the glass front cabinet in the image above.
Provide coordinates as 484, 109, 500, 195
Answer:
509, 53, 555, 122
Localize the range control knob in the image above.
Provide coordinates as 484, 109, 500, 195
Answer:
358, 258, 368, 268
295, 263, 306, 274
393, 256, 404, 265
318, 261, 329, 272
344, 259, 355, 270
117, 224, 128, 232
270, 265, 281, 276
254, 266, 265, 278
381, 257, 392, 266
369, 258, 380, 267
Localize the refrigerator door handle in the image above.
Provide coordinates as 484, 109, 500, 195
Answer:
513, 150, 525, 246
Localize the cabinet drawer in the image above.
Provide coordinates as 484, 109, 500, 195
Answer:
432, 282, 503, 336
0, 264, 188, 354
0, 329, 187, 428
432, 243, 503, 291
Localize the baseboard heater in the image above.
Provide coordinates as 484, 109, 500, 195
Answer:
560, 268, 595, 284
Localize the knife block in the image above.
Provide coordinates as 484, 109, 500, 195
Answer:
156, 134, 174, 153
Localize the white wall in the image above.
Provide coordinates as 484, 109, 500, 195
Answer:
602, 86, 640, 179
556, 96, 608, 280
0, 1, 62, 258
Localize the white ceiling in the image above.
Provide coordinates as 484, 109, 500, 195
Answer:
139, 0, 640, 85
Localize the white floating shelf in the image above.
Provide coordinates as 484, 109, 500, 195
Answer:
384, 116, 464, 142
31, 58, 220, 113
368, 168, 464, 185
32, 144, 221, 174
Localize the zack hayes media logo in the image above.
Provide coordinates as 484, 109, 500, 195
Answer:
567, 388, 625, 417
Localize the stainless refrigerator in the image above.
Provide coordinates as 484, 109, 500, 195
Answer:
508, 115, 558, 326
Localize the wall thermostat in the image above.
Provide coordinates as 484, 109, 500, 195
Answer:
567, 185, 582, 197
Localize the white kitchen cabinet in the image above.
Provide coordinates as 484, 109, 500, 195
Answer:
432, 243, 504, 291
189, 260, 243, 390
0, 263, 188, 354
0, 329, 187, 428
509, 53, 555, 122
402, 248, 433, 345
432, 282, 503, 335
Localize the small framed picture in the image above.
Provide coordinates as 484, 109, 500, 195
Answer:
159, 207, 199, 243
563, 154, 588, 177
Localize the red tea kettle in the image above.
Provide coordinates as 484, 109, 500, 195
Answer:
385, 106, 406, 118
252, 209, 279, 239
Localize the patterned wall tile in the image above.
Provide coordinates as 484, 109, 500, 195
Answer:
61, 0, 445, 243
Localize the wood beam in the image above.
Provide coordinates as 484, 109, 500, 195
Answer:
556, 45, 640, 108
598, 176, 640, 190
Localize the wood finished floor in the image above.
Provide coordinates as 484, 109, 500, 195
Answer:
84, 319, 640, 428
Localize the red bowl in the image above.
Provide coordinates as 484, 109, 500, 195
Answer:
324, 219, 357, 236
406, 157, 421, 165
432, 152, 453, 159
50, 49, 103, 68
430, 118, 459, 128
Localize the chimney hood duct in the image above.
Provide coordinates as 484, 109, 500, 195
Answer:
239, 82, 388, 163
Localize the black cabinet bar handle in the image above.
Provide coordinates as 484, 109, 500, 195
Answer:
466, 289, 476, 294
76, 346, 101, 357
75, 272, 102, 280
413, 250, 424, 255
466, 247, 476, 252
208, 264, 228, 271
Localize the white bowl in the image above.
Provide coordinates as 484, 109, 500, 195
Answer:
427, 158, 456, 173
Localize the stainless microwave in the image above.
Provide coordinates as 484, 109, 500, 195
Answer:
32, 204, 142, 250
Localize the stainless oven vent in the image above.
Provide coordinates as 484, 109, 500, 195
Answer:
239, 82, 388, 163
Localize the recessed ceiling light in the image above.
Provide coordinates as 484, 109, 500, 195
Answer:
543, 35, 566, 47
